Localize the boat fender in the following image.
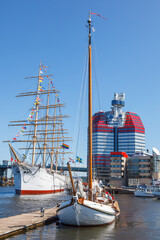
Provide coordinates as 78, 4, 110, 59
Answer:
78, 198, 84, 204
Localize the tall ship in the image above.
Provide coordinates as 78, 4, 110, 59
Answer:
4, 64, 71, 194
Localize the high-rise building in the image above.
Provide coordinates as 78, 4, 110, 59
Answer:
91, 93, 145, 181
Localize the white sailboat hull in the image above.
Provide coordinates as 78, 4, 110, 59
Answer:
12, 163, 68, 195
57, 198, 117, 226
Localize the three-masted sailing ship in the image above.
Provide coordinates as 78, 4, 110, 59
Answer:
56, 13, 120, 226
4, 64, 71, 195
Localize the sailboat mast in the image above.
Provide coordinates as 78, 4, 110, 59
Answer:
88, 13, 93, 201
32, 63, 41, 165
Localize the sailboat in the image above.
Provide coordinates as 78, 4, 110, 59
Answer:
56, 13, 120, 226
4, 64, 71, 195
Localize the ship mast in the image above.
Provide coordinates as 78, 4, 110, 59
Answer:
43, 78, 50, 166
88, 13, 93, 201
56, 116, 60, 172
50, 95, 57, 171
32, 63, 41, 165
4, 65, 72, 168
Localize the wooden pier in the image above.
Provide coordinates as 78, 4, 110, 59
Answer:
0, 207, 58, 239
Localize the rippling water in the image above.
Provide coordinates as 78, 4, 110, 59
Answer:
1, 186, 160, 240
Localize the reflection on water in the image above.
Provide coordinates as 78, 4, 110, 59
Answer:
0, 186, 70, 218
54, 222, 115, 240
1, 187, 160, 240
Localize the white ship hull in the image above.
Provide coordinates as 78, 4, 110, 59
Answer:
57, 197, 118, 226
12, 163, 68, 195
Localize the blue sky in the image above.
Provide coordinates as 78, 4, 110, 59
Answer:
1, 0, 160, 165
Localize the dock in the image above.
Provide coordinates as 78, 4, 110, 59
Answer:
106, 187, 135, 194
0, 207, 58, 239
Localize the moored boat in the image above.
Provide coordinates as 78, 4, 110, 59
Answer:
56, 12, 120, 226
134, 185, 156, 197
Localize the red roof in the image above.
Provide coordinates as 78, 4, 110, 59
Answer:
110, 152, 128, 158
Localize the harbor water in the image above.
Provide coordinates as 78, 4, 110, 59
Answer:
0, 186, 160, 240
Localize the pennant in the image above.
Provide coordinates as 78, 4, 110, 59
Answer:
69, 158, 74, 163
90, 11, 107, 20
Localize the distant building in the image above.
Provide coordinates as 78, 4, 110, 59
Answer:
91, 93, 145, 181
127, 151, 152, 186
151, 148, 160, 180
109, 150, 160, 187
110, 152, 128, 187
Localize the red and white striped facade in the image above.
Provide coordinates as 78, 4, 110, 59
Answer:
90, 93, 145, 179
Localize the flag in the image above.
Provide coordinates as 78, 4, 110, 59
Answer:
76, 156, 82, 163
90, 11, 107, 20
61, 143, 69, 149
42, 65, 48, 68
11, 157, 13, 162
